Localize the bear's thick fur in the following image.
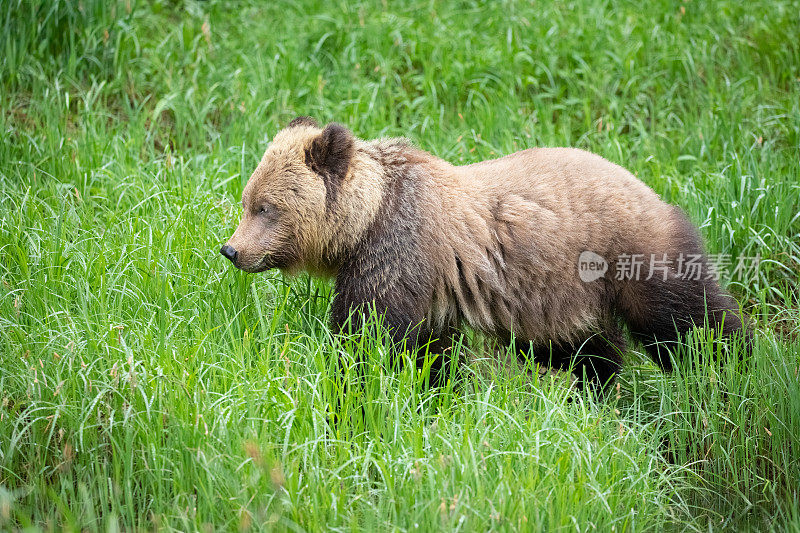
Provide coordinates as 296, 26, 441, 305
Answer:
222, 118, 750, 388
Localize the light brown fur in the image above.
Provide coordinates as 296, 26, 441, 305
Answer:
423, 146, 675, 342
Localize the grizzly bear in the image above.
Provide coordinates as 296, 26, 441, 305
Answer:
221, 117, 750, 389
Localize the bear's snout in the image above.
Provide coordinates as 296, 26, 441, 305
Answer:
220, 244, 238, 264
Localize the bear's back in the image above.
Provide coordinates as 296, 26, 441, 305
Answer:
421, 147, 677, 341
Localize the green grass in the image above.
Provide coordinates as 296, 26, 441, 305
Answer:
1, 0, 799, 530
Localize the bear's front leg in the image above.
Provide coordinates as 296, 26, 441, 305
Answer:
329, 280, 454, 388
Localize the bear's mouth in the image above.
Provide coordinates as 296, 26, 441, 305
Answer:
234, 255, 275, 273
231, 240, 301, 273
237, 260, 272, 273
244, 251, 296, 273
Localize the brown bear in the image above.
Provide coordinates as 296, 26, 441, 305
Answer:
221, 117, 750, 389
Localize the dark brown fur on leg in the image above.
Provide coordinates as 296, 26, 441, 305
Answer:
415, 327, 460, 389
619, 208, 751, 370
330, 302, 456, 389
623, 274, 749, 370
509, 323, 626, 390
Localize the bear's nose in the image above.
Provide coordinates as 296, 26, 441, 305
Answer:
220, 244, 237, 263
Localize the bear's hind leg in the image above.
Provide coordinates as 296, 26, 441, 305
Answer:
570, 327, 627, 389
619, 208, 751, 370
512, 324, 626, 390
622, 271, 749, 371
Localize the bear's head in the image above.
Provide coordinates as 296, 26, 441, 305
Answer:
221, 116, 356, 274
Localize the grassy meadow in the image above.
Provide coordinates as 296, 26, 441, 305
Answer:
1, 0, 799, 530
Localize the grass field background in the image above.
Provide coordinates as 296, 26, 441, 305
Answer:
1, 0, 799, 530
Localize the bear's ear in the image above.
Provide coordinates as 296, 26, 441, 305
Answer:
287, 116, 318, 128
305, 123, 354, 182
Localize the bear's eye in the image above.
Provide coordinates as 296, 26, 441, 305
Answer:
255, 201, 278, 219
258, 204, 276, 218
